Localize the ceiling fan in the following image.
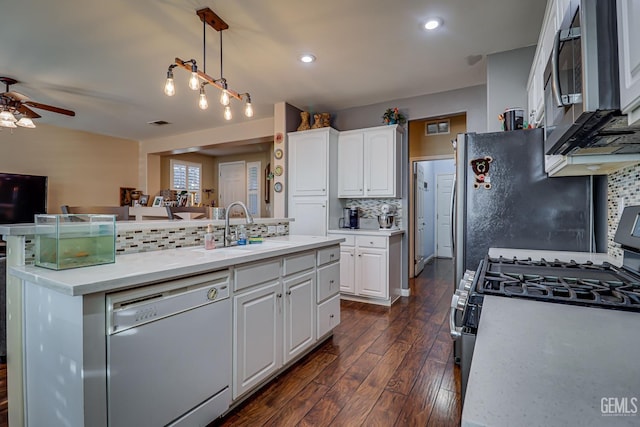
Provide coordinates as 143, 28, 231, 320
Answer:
0, 76, 75, 129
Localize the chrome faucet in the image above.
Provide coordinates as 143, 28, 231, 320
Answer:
224, 201, 254, 246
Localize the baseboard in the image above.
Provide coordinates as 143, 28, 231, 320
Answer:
400, 288, 411, 297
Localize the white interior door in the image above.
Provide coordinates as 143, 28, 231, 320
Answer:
436, 174, 454, 258
219, 161, 246, 215
415, 163, 426, 276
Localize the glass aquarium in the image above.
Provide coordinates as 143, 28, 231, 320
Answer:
35, 214, 116, 270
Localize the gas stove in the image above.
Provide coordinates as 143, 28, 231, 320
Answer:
474, 255, 640, 312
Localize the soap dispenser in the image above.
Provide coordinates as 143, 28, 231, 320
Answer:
204, 224, 216, 250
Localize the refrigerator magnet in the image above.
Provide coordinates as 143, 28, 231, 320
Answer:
274, 148, 283, 160
470, 156, 493, 189
274, 165, 283, 176
274, 182, 283, 192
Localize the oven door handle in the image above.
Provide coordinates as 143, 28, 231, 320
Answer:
449, 292, 462, 339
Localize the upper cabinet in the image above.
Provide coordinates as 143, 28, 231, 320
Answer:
288, 128, 338, 197
337, 125, 402, 198
617, 0, 640, 126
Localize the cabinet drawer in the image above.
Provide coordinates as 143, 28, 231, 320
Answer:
283, 251, 315, 276
317, 294, 341, 338
355, 235, 387, 249
234, 259, 281, 292
340, 235, 355, 246
317, 245, 340, 266
317, 262, 340, 302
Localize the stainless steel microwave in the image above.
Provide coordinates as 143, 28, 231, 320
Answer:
543, 0, 640, 156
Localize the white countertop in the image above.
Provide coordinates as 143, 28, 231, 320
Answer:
488, 247, 619, 267
328, 228, 405, 237
9, 235, 343, 296
463, 296, 640, 427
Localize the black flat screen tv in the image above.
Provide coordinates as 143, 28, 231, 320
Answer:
0, 173, 48, 224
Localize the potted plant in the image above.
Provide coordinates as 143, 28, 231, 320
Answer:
382, 107, 406, 125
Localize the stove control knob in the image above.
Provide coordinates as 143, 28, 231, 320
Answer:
455, 289, 468, 310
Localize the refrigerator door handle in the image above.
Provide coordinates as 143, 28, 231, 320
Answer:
450, 174, 456, 256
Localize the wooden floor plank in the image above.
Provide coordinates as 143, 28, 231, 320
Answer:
362, 389, 407, 426
427, 388, 462, 427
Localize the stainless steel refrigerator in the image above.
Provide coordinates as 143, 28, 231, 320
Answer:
452, 128, 604, 361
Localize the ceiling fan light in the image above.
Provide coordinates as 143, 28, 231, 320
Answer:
224, 105, 232, 121
0, 120, 17, 128
0, 110, 17, 122
16, 117, 36, 128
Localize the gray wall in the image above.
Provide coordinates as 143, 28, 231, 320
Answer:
332, 84, 487, 133
486, 46, 536, 132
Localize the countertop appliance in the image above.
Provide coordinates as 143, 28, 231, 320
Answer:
339, 207, 360, 229
106, 270, 231, 426
451, 205, 640, 403
377, 203, 396, 229
452, 129, 605, 363
544, 0, 640, 156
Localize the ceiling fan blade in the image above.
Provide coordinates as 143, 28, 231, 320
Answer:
17, 105, 41, 119
24, 101, 75, 117
5, 91, 30, 102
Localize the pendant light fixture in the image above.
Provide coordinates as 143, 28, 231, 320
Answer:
163, 7, 253, 120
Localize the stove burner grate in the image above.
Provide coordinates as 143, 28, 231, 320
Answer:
477, 257, 640, 312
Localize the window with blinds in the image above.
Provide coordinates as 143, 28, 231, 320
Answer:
170, 159, 202, 203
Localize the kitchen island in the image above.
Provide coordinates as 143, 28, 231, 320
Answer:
462, 295, 640, 427
8, 234, 343, 427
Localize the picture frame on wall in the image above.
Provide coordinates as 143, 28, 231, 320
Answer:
119, 187, 136, 206
152, 196, 164, 207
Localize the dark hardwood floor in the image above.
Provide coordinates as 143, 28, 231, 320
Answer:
214, 258, 461, 426
0, 259, 459, 427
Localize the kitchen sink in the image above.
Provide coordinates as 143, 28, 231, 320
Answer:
191, 240, 292, 255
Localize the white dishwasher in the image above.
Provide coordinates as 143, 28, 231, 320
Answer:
106, 270, 231, 427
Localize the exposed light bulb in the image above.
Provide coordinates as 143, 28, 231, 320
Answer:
164, 69, 175, 96
16, 117, 36, 128
220, 89, 230, 106
189, 71, 199, 90
199, 87, 209, 110
224, 105, 232, 121
244, 100, 254, 118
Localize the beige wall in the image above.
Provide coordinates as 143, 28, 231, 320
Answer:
159, 152, 217, 206
0, 123, 139, 213
159, 150, 273, 216
409, 113, 466, 158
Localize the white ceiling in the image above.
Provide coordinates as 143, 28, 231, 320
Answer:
0, 0, 546, 142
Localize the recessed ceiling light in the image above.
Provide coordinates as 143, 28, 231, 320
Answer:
424, 18, 443, 30
299, 54, 316, 63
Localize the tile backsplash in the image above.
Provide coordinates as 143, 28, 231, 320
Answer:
607, 163, 640, 260
344, 199, 403, 228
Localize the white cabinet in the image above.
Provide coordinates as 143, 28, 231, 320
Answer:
233, 280, 282, 399
289, 197, 327, 236
338, 246, 355, 294
338, 125, 402, 198
356, 248, 387, 299
288, 129, 330, 196
233, 245, 341, 400
329, 232, 402, 306
283, 271, 315, 363
617, 0, 640, 126
337, 132, 364, 197
288, 127, 338, 235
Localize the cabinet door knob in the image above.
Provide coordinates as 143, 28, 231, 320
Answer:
286, 290, 292, 295
330, 279, 334, 284
358, 254, 362, 257
277, 293, 282, 298
329, 314, 334, 318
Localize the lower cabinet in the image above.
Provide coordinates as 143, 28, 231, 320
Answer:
232, 245, 341, 401
329, 233, 402, 306
283, 271, 316, 363
233, 279, 282, 399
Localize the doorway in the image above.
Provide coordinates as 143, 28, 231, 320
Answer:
412, 159, 455, 277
